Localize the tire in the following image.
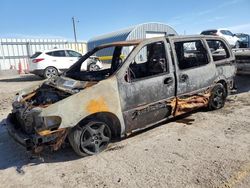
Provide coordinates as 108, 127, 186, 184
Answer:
208, 83, 227, 110
68, 121, 112, 157
43, 66, 58, 79
88, 63, 100, 71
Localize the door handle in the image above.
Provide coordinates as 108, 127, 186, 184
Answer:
180, 74, 188, 82
164, 77, 173, 85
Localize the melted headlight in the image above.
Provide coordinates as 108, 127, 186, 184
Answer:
42, 116, 62, 130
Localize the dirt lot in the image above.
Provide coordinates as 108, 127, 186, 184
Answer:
0, 74, 250, 188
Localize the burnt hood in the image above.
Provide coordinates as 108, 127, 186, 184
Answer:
44, 76, 98, 94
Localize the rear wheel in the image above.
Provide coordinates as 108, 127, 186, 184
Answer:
43, 66, 58, 79
208, 83, 227, 110
68, 121, 112, 157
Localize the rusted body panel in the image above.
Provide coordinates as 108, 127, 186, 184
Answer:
6, 78, 125, 152
174, 93, 210, 116
39, 77, 125, 133
6, 35, 236, 153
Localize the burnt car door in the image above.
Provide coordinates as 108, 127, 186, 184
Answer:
116, 39, 176, 133
170, 38, 217, 95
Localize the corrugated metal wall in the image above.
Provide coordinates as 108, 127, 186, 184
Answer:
88, 27, 133, 51
127, 22, 177, 40
87, 23, 177, 63
0, 38, 87, 70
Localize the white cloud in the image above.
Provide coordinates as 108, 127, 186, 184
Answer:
167, 16, 183, 26
207, 16, 227, 23
228, 23, 250, 34
220, 0, 244, 6
168, 0, 243, 26
195, 0, 245, 16
195, 9, 215, 16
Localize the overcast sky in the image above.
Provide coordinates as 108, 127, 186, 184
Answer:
0, 0, 249, 41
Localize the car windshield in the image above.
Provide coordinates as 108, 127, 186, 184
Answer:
237, 35, 248, 42
221, 30, 234, 36
64, 42, 138, 81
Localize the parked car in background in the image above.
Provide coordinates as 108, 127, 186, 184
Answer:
201, 29, 240, 48
233, 48, 250, 74
235, 33, 250, 48
29, 49, 103, 78
7, 35, 236, 157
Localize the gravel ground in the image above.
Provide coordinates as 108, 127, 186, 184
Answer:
0, 74, 250, 188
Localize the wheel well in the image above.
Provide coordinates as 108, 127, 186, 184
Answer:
44, 66, 58, 73
78, 112, 122, 139
216, 80, 228, 96
87, 62, 98, 69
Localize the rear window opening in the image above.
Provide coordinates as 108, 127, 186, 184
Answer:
30, 52, 42, 58
46, 50, 66, 57
201, 30, 217, 35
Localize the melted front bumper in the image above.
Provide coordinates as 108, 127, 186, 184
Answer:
6, 114, 35, 150
6, 113, 67, 152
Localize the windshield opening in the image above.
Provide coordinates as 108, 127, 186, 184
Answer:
64, 43, 137, 81
238, 35, 248, 42
221, 30, 234, 36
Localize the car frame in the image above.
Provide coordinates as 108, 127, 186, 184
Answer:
7, 35, 236, 156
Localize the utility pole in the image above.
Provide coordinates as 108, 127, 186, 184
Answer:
72, 17, 77, 43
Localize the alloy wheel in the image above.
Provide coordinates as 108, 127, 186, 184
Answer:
80, 122, 111, 155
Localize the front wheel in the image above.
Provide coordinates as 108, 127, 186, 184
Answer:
208, 83, 227, 110
43, 66, 58, 79
68, 121, 112, 157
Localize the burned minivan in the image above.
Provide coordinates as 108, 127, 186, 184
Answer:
7, 36, 236, 156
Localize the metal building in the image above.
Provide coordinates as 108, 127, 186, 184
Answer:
87, 22, 177, 61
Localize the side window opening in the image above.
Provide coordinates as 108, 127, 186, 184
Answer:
67, 50, 82, 57
174, 40, 209, 70
46, 50, 66, 57
206, 40, 230, 61
126, 41, 168, 82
